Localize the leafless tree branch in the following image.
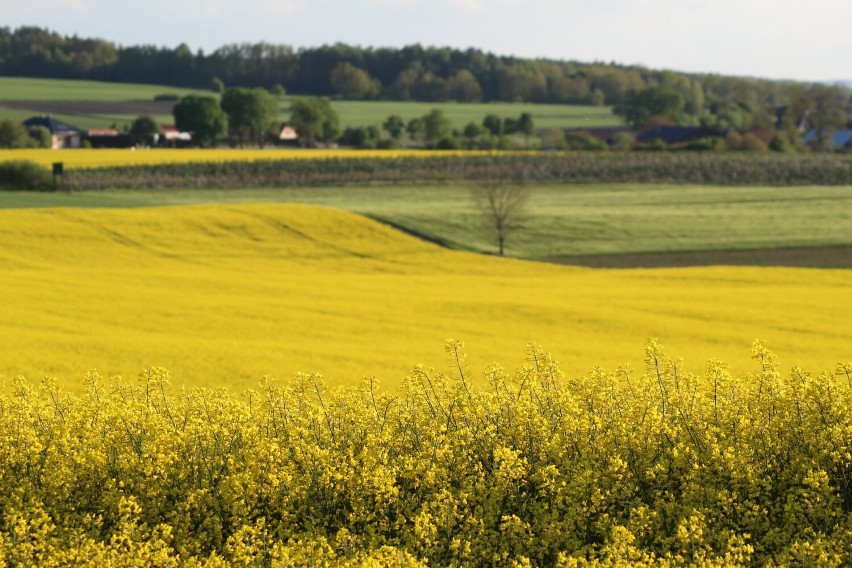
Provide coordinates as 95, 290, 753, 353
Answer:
469, 181, 532, 256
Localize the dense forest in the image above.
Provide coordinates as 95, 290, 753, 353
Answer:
1, 26, 849, 136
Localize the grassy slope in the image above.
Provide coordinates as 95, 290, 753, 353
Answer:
0, 77, 211, 130
0, 105, 134, 132
3, 184, 851, 260
1, 203, 850, 391
0, 76, 620, 130
0, 109, 175, 131
0, 76, 212, 101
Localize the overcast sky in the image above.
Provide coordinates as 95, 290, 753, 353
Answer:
1, 0, 850, 82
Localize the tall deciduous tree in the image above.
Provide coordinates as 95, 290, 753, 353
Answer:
445, 69, 483, 102
173, 95, 228, 147
330, 62, 374, 99
483, 114, 503, 136
411, 73, 446, 102
26, 126, 52, 148
808, 84, 848, 149
129, 115, 161, 147
382, 114, 405, 140
288, 98, 340, 145
221, 87, 280, 147
421, 109, 452, 146
405, 117, 423, 142
393, 68, 419, 100
0, 120, 33, 148
470, 182, 532, 256
0, 120, 51, 148
517, 112, 535, 147
615, 86, 686, 129
499, 65, 547, 102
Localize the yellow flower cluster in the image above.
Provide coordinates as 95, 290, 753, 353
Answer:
1, 342, 851, 566
0, 148, 518, 170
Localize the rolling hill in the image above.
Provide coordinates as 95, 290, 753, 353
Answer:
4, 183, 852, 265
1, 203, 850, 391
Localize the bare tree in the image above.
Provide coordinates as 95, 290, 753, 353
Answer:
469, 182, 532, 256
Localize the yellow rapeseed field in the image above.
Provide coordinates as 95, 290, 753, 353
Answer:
0, 148, 512, 169
1, 203, 850, 391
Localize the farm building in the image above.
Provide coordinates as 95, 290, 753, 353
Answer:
277, 123, 299, 146
87, 128, 132, 148
23, 116, 82, 148
156, 125, 192, 146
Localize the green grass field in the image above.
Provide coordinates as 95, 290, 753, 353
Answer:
0, 76, 620, 132
0, 76, 209, 101
325, 99, 620, 129
0, 77, 211, 130
3, 184, 851, 262
0, 106, 175, 131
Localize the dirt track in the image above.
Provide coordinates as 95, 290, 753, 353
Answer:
547, 246, 852, 269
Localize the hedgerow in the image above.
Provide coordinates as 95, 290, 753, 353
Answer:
1, 341, 851, 566
54, 152, 852, 190
0, 160, 53, 191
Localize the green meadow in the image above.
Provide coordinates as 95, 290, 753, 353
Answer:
0, 76, 210, 101
324, 99, 620, 129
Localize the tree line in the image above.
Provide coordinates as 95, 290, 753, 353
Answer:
2, 26, 849, 120
165, 88, 537, 150
168, 87, 844, 152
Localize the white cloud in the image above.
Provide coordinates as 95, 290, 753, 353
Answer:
203, 4, 221, 18
262, 0, 308, 17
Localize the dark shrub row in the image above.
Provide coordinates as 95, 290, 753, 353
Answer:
2, 153, 850, 191
59, 153, 851, 190
0, 160, 54, 190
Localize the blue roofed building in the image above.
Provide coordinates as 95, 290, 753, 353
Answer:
802, 129, 852, 150
22, 116, 82, 149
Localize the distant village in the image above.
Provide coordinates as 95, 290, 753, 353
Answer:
17, 112, 852, 153
20, 115, 299, 150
